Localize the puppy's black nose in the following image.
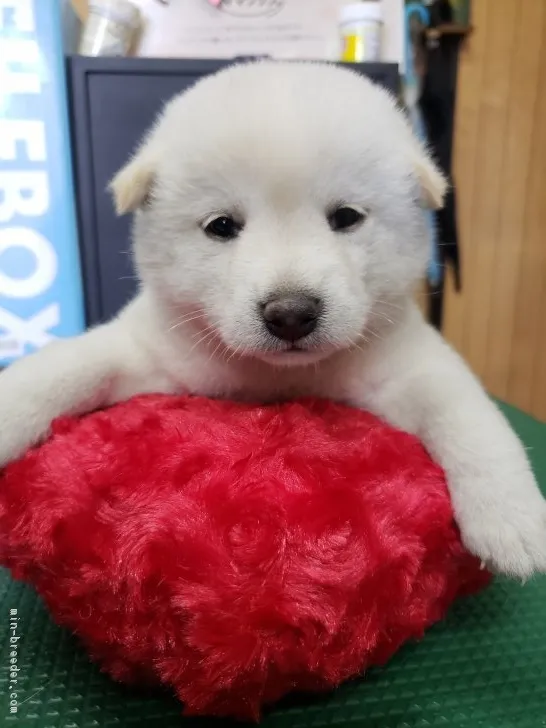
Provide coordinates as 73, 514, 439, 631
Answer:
262, 294, 322, 341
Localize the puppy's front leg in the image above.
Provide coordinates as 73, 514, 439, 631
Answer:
357, 305, 546, 578
0, 318, 143, 467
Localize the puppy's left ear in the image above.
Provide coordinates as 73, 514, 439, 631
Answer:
413, 147, 448, 210
109, 91, 183, 215
109, 152, 156, 216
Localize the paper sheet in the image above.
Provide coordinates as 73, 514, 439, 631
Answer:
129, 0, 403, 67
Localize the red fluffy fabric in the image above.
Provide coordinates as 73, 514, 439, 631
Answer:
0, 396, 489, 720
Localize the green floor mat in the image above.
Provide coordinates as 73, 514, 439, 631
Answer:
1, 403, 545, 727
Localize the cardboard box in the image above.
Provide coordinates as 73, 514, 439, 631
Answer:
0, 0, 86, 364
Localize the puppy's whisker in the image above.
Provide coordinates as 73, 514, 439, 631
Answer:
209, 338, 226, 363
226, 343, 244, 364
169, 317, 204, 333
369, 309, 399, 330
364, 326, 387, 342
373, 309, 395, 320
166, 307, 208, 327
218, 346, 229, 363
191, 322, 218, 339
323, 330, 366, 355
375, 299, 405, 312
348, 334, 368, 354
188, 328, 220, 355
167, 309, 209, 332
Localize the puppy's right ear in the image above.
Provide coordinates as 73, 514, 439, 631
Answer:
109, 148, 156, 216
413, 151, 447, 210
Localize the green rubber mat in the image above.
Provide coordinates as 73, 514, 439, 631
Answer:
1, 402, 545, 727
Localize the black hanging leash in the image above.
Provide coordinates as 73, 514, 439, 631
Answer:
418, 0, 465, 329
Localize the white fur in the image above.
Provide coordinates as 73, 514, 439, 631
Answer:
1, 62, 545, 578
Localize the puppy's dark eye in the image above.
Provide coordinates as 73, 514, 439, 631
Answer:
204, 215, 242, 241
328, 205, 367, 232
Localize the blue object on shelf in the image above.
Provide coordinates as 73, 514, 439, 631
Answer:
404, 2, 430, 88
0, 0, 85, 366
403, 2, 441, 287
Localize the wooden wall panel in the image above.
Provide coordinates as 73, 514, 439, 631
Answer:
508, 29, 546, 413
70, 0, 88, 20
443, 0, 488, 351
444, 0, 546, 421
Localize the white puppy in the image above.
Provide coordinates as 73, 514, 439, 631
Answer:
1, 62, 545, 577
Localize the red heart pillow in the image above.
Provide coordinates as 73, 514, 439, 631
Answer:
0, 395, 490, 720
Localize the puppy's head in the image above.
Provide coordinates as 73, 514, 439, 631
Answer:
111, 62, 445, 366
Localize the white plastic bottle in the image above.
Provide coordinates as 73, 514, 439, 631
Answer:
339, 2, 383, 63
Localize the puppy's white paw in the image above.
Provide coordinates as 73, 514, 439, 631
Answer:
456, 484, 546, 579
0, 411, 41, 469
0, 383, 51, 469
